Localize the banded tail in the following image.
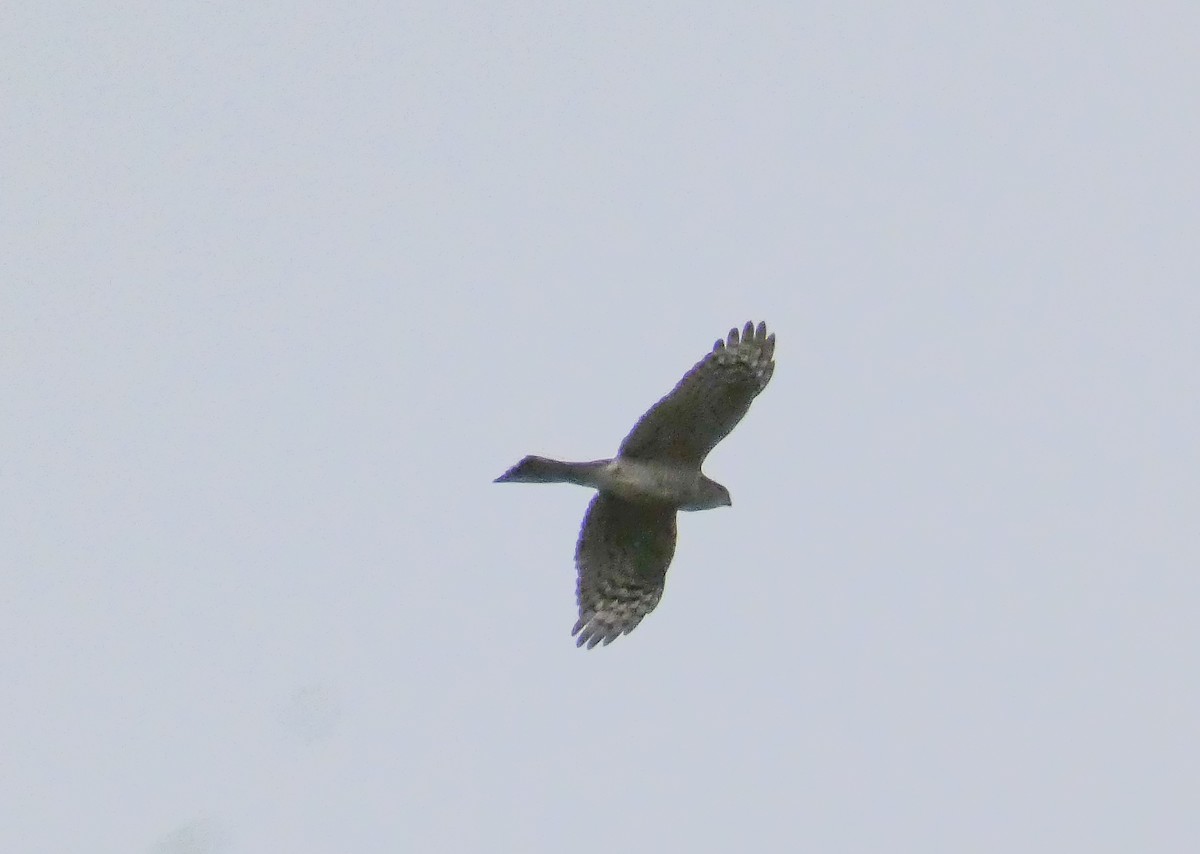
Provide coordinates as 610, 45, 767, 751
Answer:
493, 455, 609, 487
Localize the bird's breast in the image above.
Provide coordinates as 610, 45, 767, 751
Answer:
599, 458, 700, 507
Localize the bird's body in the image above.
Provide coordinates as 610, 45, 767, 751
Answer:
495, 321, 776, 648
497, 455, 724, 510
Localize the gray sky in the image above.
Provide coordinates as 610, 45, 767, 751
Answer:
4, 3, 1199, 852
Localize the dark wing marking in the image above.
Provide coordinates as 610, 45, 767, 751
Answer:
618, 321, 775, 465
572, 494, 678, 649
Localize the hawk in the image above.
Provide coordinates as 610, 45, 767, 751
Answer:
495, 321, 776, 648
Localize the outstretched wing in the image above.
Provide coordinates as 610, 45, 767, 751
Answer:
618, 321, 776, 465
573, 494, 677, 649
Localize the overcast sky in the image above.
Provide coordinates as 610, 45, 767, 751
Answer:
4, 3, 1199, 852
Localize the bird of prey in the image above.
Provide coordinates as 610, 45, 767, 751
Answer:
495, 321, 776, 648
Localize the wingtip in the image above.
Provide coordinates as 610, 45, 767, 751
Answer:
728, 320, 771, 339
572, 616, 622, 649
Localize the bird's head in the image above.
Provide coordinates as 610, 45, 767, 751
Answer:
684, 476, 731, 511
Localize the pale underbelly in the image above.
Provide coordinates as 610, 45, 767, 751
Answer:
600, 459, 698, 506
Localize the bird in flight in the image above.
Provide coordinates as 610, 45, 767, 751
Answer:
495, 321, 776, 648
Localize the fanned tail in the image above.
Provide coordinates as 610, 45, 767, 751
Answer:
493, 455, 609, 486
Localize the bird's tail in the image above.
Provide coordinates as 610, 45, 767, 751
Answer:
493, 455, 609, 487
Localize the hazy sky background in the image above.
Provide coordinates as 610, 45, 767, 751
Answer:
4, 3, 1199, 852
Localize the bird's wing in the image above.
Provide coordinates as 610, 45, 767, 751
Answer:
573, 494, 677, 648
618, 321, 775, 465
